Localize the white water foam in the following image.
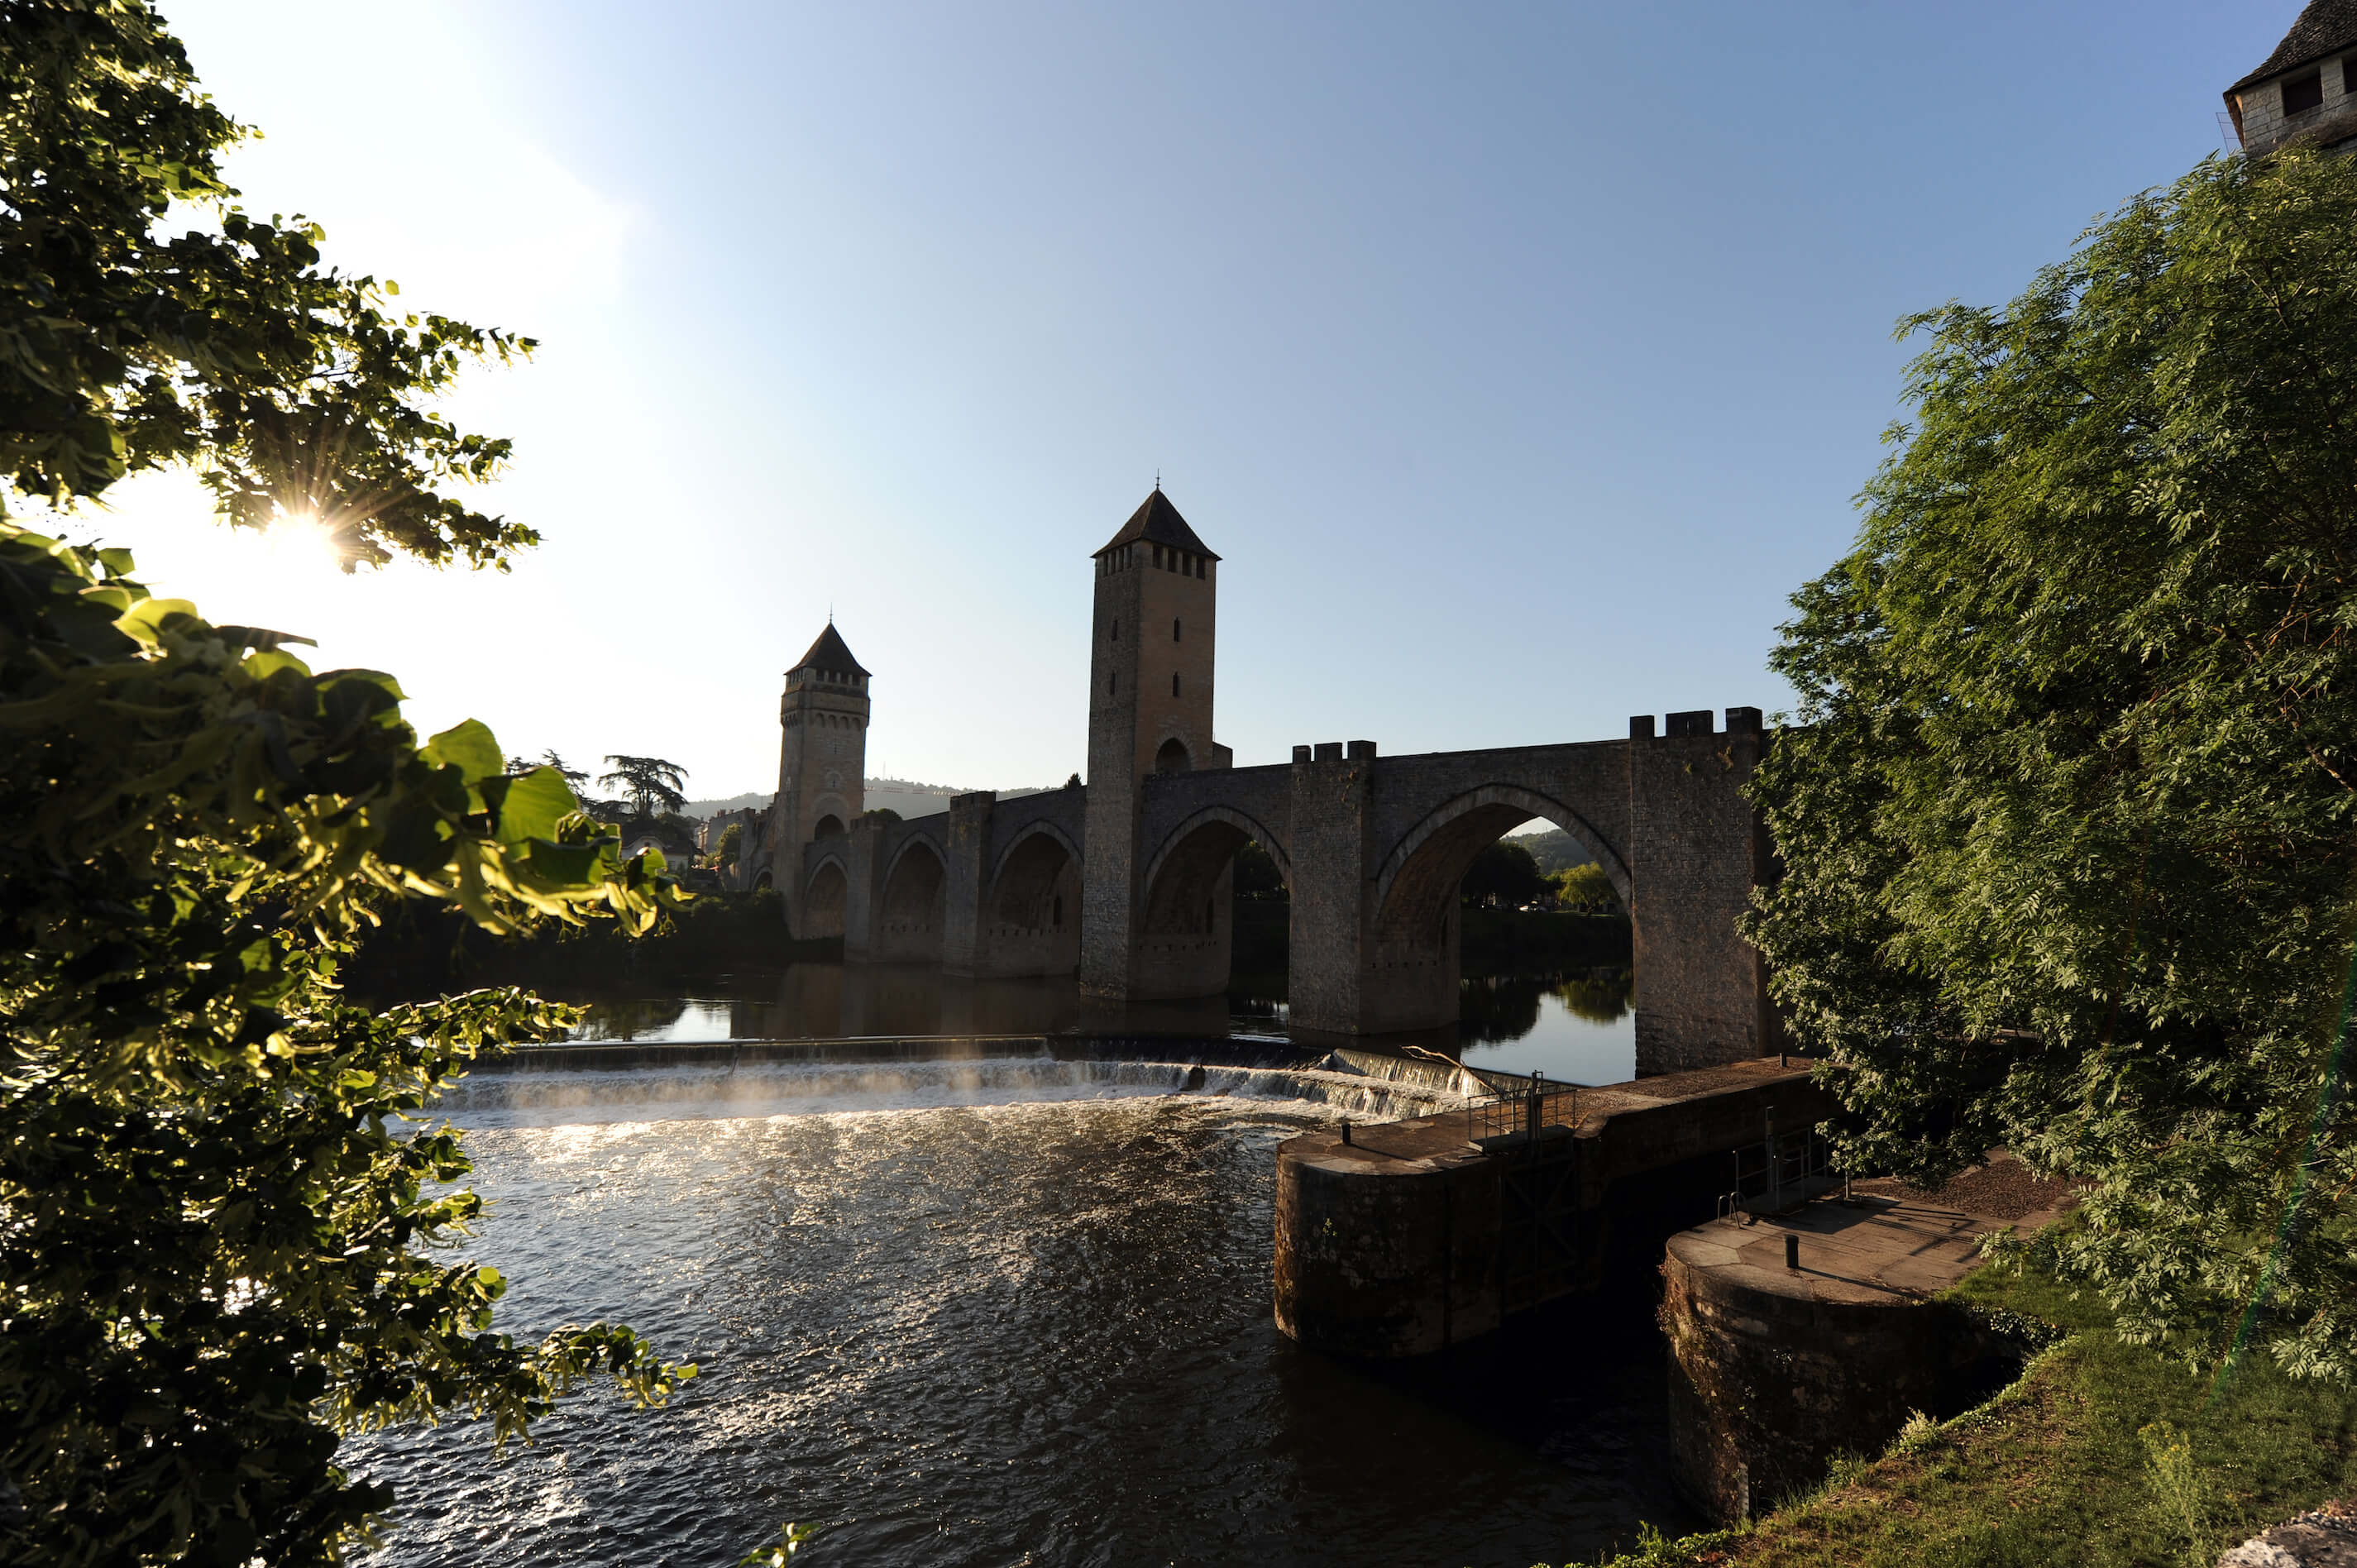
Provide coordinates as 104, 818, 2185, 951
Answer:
437, 1054, 1470, 1128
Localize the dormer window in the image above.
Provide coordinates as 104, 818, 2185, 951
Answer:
2285, 68, 2324, 116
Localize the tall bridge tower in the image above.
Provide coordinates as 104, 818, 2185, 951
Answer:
1080, 488, 1229, 997
771, 622, 869, 901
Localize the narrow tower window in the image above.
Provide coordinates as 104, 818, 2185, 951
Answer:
1109, 671, 1117, 695
1172, 672, 1182, 697
1173, 619, 1182, 642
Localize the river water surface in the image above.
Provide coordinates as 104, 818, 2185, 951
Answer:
353, 973, 1692, 1566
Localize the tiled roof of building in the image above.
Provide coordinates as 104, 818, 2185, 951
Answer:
791, 622, 869, 676
2230, 0, 2357, 93
1092, 487, 1220, 562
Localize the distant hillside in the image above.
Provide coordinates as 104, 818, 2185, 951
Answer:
1510, 827, 1595, 874
683, 778, 1060, 822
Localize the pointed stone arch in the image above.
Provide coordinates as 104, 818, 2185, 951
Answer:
1375, 782, 1629, 927
877, 835, 947, 962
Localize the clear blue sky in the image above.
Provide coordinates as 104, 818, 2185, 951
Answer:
109, 2, 2287, 800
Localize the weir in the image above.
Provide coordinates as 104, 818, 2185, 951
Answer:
1272, 1055, 1839, 1357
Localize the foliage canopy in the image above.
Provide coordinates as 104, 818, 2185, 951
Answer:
0, 530, 693, 1564
599, 754, 689, 820
0, 6, 708, 1561
1748, 151, 2357, 1379
1, 0, 535, 566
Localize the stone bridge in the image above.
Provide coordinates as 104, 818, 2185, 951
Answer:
772, 488, 1776, 1077
796, 707, 1774, 1076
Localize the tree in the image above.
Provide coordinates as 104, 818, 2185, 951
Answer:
0, 7, 711, 1557
1461, 840, 1547, 909
509, 749, 590, 795
1554, 862, 1621, 914
1, 2, 534, 566
599, 754, 687, 819
1233, 839, 1287, 901
1747, 151, 2357, 1380
712, 820, 743, 869
1, 533, 692, 1565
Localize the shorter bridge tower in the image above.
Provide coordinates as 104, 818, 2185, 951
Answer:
772, 622, 869, 930
1080, 488, 1231, 997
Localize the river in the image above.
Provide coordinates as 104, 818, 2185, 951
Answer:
350, 967, 1698, 1566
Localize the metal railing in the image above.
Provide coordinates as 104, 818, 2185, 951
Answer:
1465, 1069, 1585, 1146
1715, 1114, 1833, 1220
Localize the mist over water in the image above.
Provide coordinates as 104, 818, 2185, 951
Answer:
353, 1045, 1695, 1567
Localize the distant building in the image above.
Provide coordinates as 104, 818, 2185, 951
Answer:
2226, 0, 2357, 155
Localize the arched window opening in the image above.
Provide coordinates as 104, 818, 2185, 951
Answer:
1155, 738, 1190, 774
814, 814, 845, 839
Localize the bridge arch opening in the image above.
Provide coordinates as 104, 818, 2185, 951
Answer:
1365, 786, 1631, 1040
801, 859, 847, 939
878, 839, 947, 962
1135, 807, 1289, 1001
983, 824, 1082, 977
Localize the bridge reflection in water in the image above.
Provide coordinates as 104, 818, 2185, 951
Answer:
564, 963, 1637, 1085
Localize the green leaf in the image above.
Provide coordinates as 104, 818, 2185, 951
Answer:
492, 767, 576, 844
421, 719, 503, 783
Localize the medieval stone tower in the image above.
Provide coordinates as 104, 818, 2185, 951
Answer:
1079, 488, 1231, 995
774, 622, 869, 860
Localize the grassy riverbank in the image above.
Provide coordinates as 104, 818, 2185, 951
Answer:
1595, 1238, 2357, 1567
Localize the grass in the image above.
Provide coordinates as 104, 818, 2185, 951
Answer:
1592, 1241, 2357, 1568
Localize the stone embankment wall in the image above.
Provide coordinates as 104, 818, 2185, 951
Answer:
1661, 1236, 2001, 1522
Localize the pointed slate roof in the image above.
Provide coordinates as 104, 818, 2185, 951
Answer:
791, 622, 869, 677
2230, 0, 2357, 93
1092, 487, 1220, 562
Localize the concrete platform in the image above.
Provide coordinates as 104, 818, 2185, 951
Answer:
1662, 1162, 2075, 1523
1274, 1056, 1842, 1358
1666, 1184, 2072, 1307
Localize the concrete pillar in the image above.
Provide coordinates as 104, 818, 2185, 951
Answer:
940, 791, 996, 977
1628, 707, 1780, 1075
1284, 743, 1377, 1036
836, 820, 886, 963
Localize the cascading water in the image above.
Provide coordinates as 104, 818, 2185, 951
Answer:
348, 1040, 1695, 1566
442, 1052, 1471, 1129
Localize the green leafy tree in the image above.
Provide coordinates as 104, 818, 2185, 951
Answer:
1233, 839, 1287, 901
1747, 151, 2357, 1379
712, 820, 744, 870
599, 754, 688, 819
1461, 839, 1547, 909
0, 533, 693, 1564
1, 1, 534, 565
1554, 862, 1621, 914
0, 7, 724, 1559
